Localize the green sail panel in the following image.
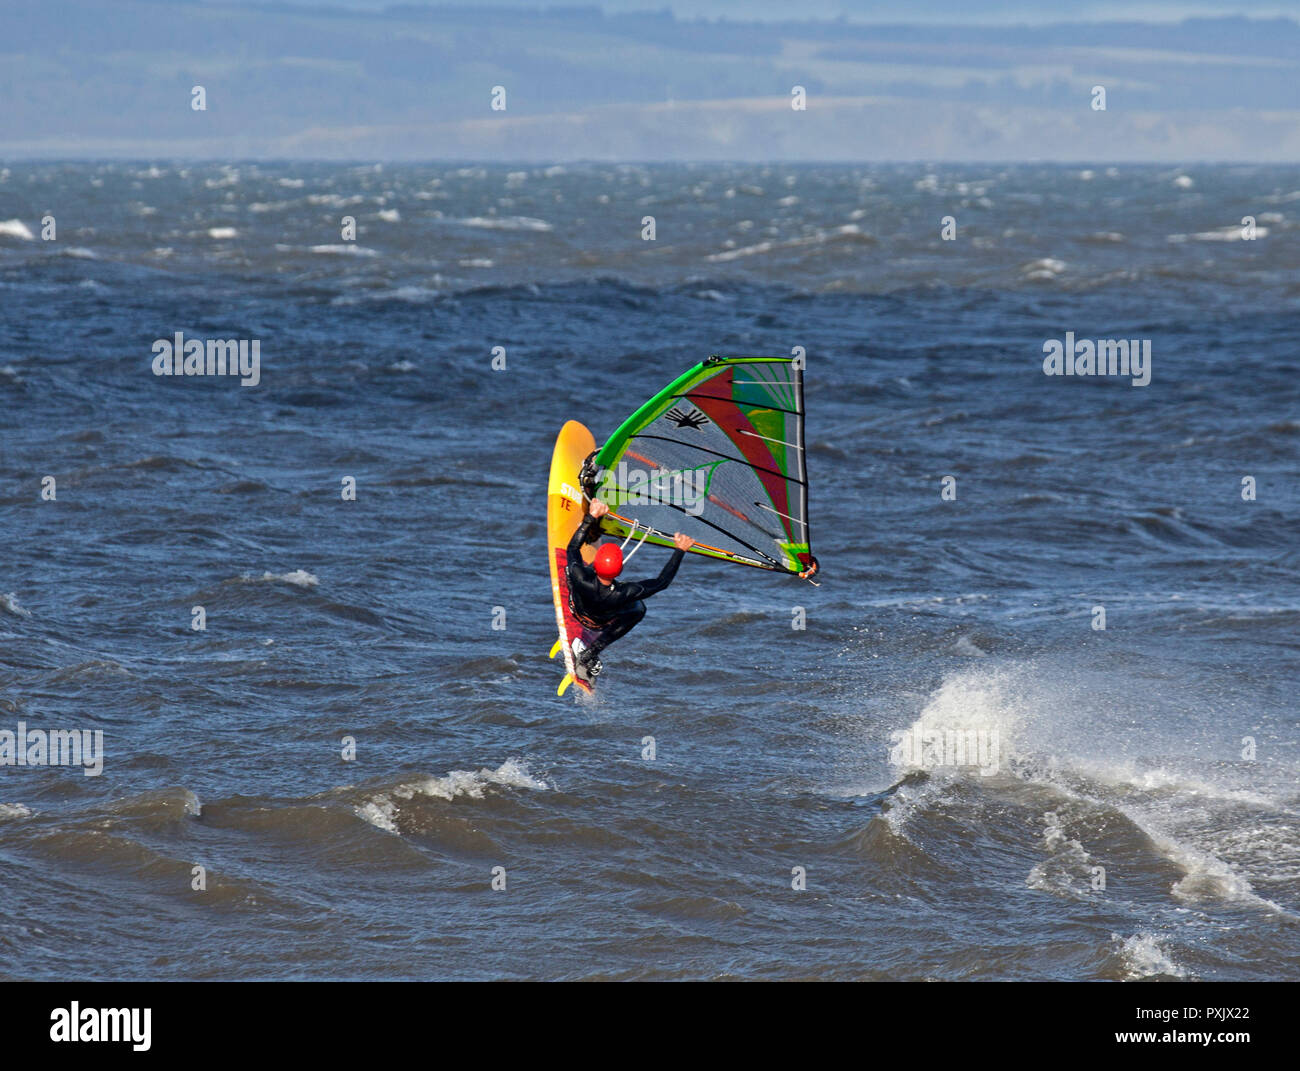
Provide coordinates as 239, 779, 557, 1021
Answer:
592, 356, 812, 573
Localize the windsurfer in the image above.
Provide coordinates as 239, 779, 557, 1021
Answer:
565, 499, 693, 678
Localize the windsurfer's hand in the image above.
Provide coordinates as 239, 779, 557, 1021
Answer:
673, 532, 694, 551
589, 500, 609, 519
799, 558, 819, 579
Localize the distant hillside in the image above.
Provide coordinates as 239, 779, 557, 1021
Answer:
3, 1, 1298, 159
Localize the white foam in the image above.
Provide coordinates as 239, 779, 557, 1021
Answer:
1146, 828, 1278, 909
879, 769, 952, 836
1075, 761, 1280, 811
331, 284, 441, 305
356, 760, 549, 836
0, 219, 35, 241
952, 635, 987, 657
1027, 752, 1290, 912
457, 215, 552, 232
309, 243, 378, 257
706, 224, 868, 263
894, 664, 1293, 913
1021, 257, 1066, 280
1111, 932, 1188, 979
1167, 225, 1268, 243
251, 570, 319, 588
915, 666, 1025, 738
1027, 809, 1095, 897
356, 798, 398, 834
397, 759, 549, 802
0, 803, 33, 821
0, 592, 32, 617
306, 194, 365, 208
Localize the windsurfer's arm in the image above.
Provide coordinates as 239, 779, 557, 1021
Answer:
566, 500, 608, 564
566, 515, 593, 557
623, 533, 691, 599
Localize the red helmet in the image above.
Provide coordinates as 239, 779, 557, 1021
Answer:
594, 544, 623, 580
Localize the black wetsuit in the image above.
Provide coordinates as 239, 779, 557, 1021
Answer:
566, 515, 685, 655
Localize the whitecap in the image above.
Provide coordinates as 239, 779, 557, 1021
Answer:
250, 569, 319, 588
0, 219, 35, 241
356, 760, 549, 836
0, 592, 32, 617
1111, 933, 1187, 979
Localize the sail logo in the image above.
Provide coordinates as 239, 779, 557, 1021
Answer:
1042, 333, 1151, 386
596, 462, 707, 516
50, 1002, 151, 1051
665, 406, 709, 430
151, 332, 261, 386
887, 721, 1000, 776
0, 722, 104, 776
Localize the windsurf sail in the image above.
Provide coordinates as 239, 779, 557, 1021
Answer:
590, 355, 814, 574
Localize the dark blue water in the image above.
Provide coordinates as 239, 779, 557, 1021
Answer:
1, 162, 1297, 980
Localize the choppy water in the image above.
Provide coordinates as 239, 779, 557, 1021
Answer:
1, 162, 1298, 980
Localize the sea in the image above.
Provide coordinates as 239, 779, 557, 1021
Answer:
1, 161, 1297, 980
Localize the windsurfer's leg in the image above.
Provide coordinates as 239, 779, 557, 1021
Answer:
589, 600, 646, 655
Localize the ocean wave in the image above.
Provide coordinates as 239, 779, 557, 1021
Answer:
244, 570, 319, 588
0, 592, 32, 618
355, 760, 550, 835
1109, 932, 1188, 980
309, 244, 380, 257
1026, 808, 1097, 899
0, 802, 33, 821
1020, 257, 1066, 280
0, 219, 35, 241
455, 216, 553, 232
706, 223, 874, 262
1168, 225, 1268, 243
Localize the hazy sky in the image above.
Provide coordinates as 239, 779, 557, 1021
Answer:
220, 0, 1300, 20
3, 1, 1298, 160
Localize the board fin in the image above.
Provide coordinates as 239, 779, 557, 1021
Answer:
549, 636, 563, 659
557, 673, 574, 697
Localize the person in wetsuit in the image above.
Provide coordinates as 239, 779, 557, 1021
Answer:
566, 499, 694, 677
